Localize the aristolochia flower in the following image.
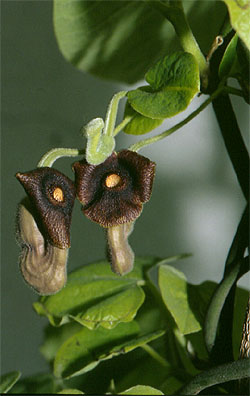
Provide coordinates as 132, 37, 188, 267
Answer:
73, 150, 156, 276
15, 167, 76, 295
72, 150, 156, 228
16, 167, 76, 248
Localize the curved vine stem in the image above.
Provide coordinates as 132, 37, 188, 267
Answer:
129, 87, 224, 153
178, 359, 250, 395
37, 148, 85, 168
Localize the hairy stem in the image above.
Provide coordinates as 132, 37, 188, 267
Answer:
178, 359, 250, 395
37, 148, 84, 168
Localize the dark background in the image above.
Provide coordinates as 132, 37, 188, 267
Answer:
1, 0, 249, 377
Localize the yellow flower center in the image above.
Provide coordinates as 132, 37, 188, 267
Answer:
53, 187, 64, 202
105, 174, 122, 188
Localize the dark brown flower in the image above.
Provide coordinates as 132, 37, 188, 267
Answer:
16, 198, 68, 295
73, 150, 156, 227
16, 167, 76, 249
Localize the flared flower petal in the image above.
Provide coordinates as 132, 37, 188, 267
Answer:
73, 150, 155, 227
16, 167, 76, 248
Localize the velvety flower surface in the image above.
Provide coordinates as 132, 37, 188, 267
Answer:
73, 150, 156, 227
16, 167, 76, 249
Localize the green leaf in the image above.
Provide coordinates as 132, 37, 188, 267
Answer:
236, 39, 250, 103
219, 33, 238, 78
53, 0, 226, 84
121, 385, 164, 395
123, 103, 164, 135
33, 257, 158, 327
73, 285, 145, 330
0, 371, 21, 394
223, 0, 250, 50
58, 389, 84, 394
158, 265, 217, 335
40, 322, 82, 363
53, 321, 165, 378
127, 52, 200, 119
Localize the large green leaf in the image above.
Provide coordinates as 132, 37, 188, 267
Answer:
33, 257, 158, 328
127, 52, 200, 119
121, 385, 164, 395
53, 321, 165, 378
158, 265, 217, 335
53, 0, 227, 84
0, 371, 21, 394
223, 0, 250, 50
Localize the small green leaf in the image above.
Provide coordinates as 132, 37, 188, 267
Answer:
123, 103, 164, 135
54, 322, 165, 378
121, 385, 164, 395
127, 52, 200, 119
58, 389, 84, 394
72, 285, 145, 330
219, 33, 238, 78
159, 265, 217, 335
223, 0, 250, 50
33, 257, 158, 327
0, 371, 21, 394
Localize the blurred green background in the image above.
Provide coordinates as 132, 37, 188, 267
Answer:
1, 0, 249, 377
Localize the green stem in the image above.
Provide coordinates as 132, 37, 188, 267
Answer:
141, 344, 169, 368
178, 359, 250, 395
37, 148, 84, 168
129, 87, 224, 152
103, 91, 127, 137
212, 94, 249, 201
204, 204, 249, 356
113, 114, 133, 136
225, 86, 244, 97
149, 0, 208, 81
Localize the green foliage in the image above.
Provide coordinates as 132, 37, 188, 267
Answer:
120, 385, 164, 395
8, 0, 250, 394
127, 52, 200, 120
223, 0, 250, 50
0, 371, 21, 394
158, 265, 217, 335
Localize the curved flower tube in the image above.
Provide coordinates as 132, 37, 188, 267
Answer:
16, 199, 69, 295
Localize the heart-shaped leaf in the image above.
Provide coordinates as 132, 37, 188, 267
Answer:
127, 52, 200, 119
53, 0, 227, 84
